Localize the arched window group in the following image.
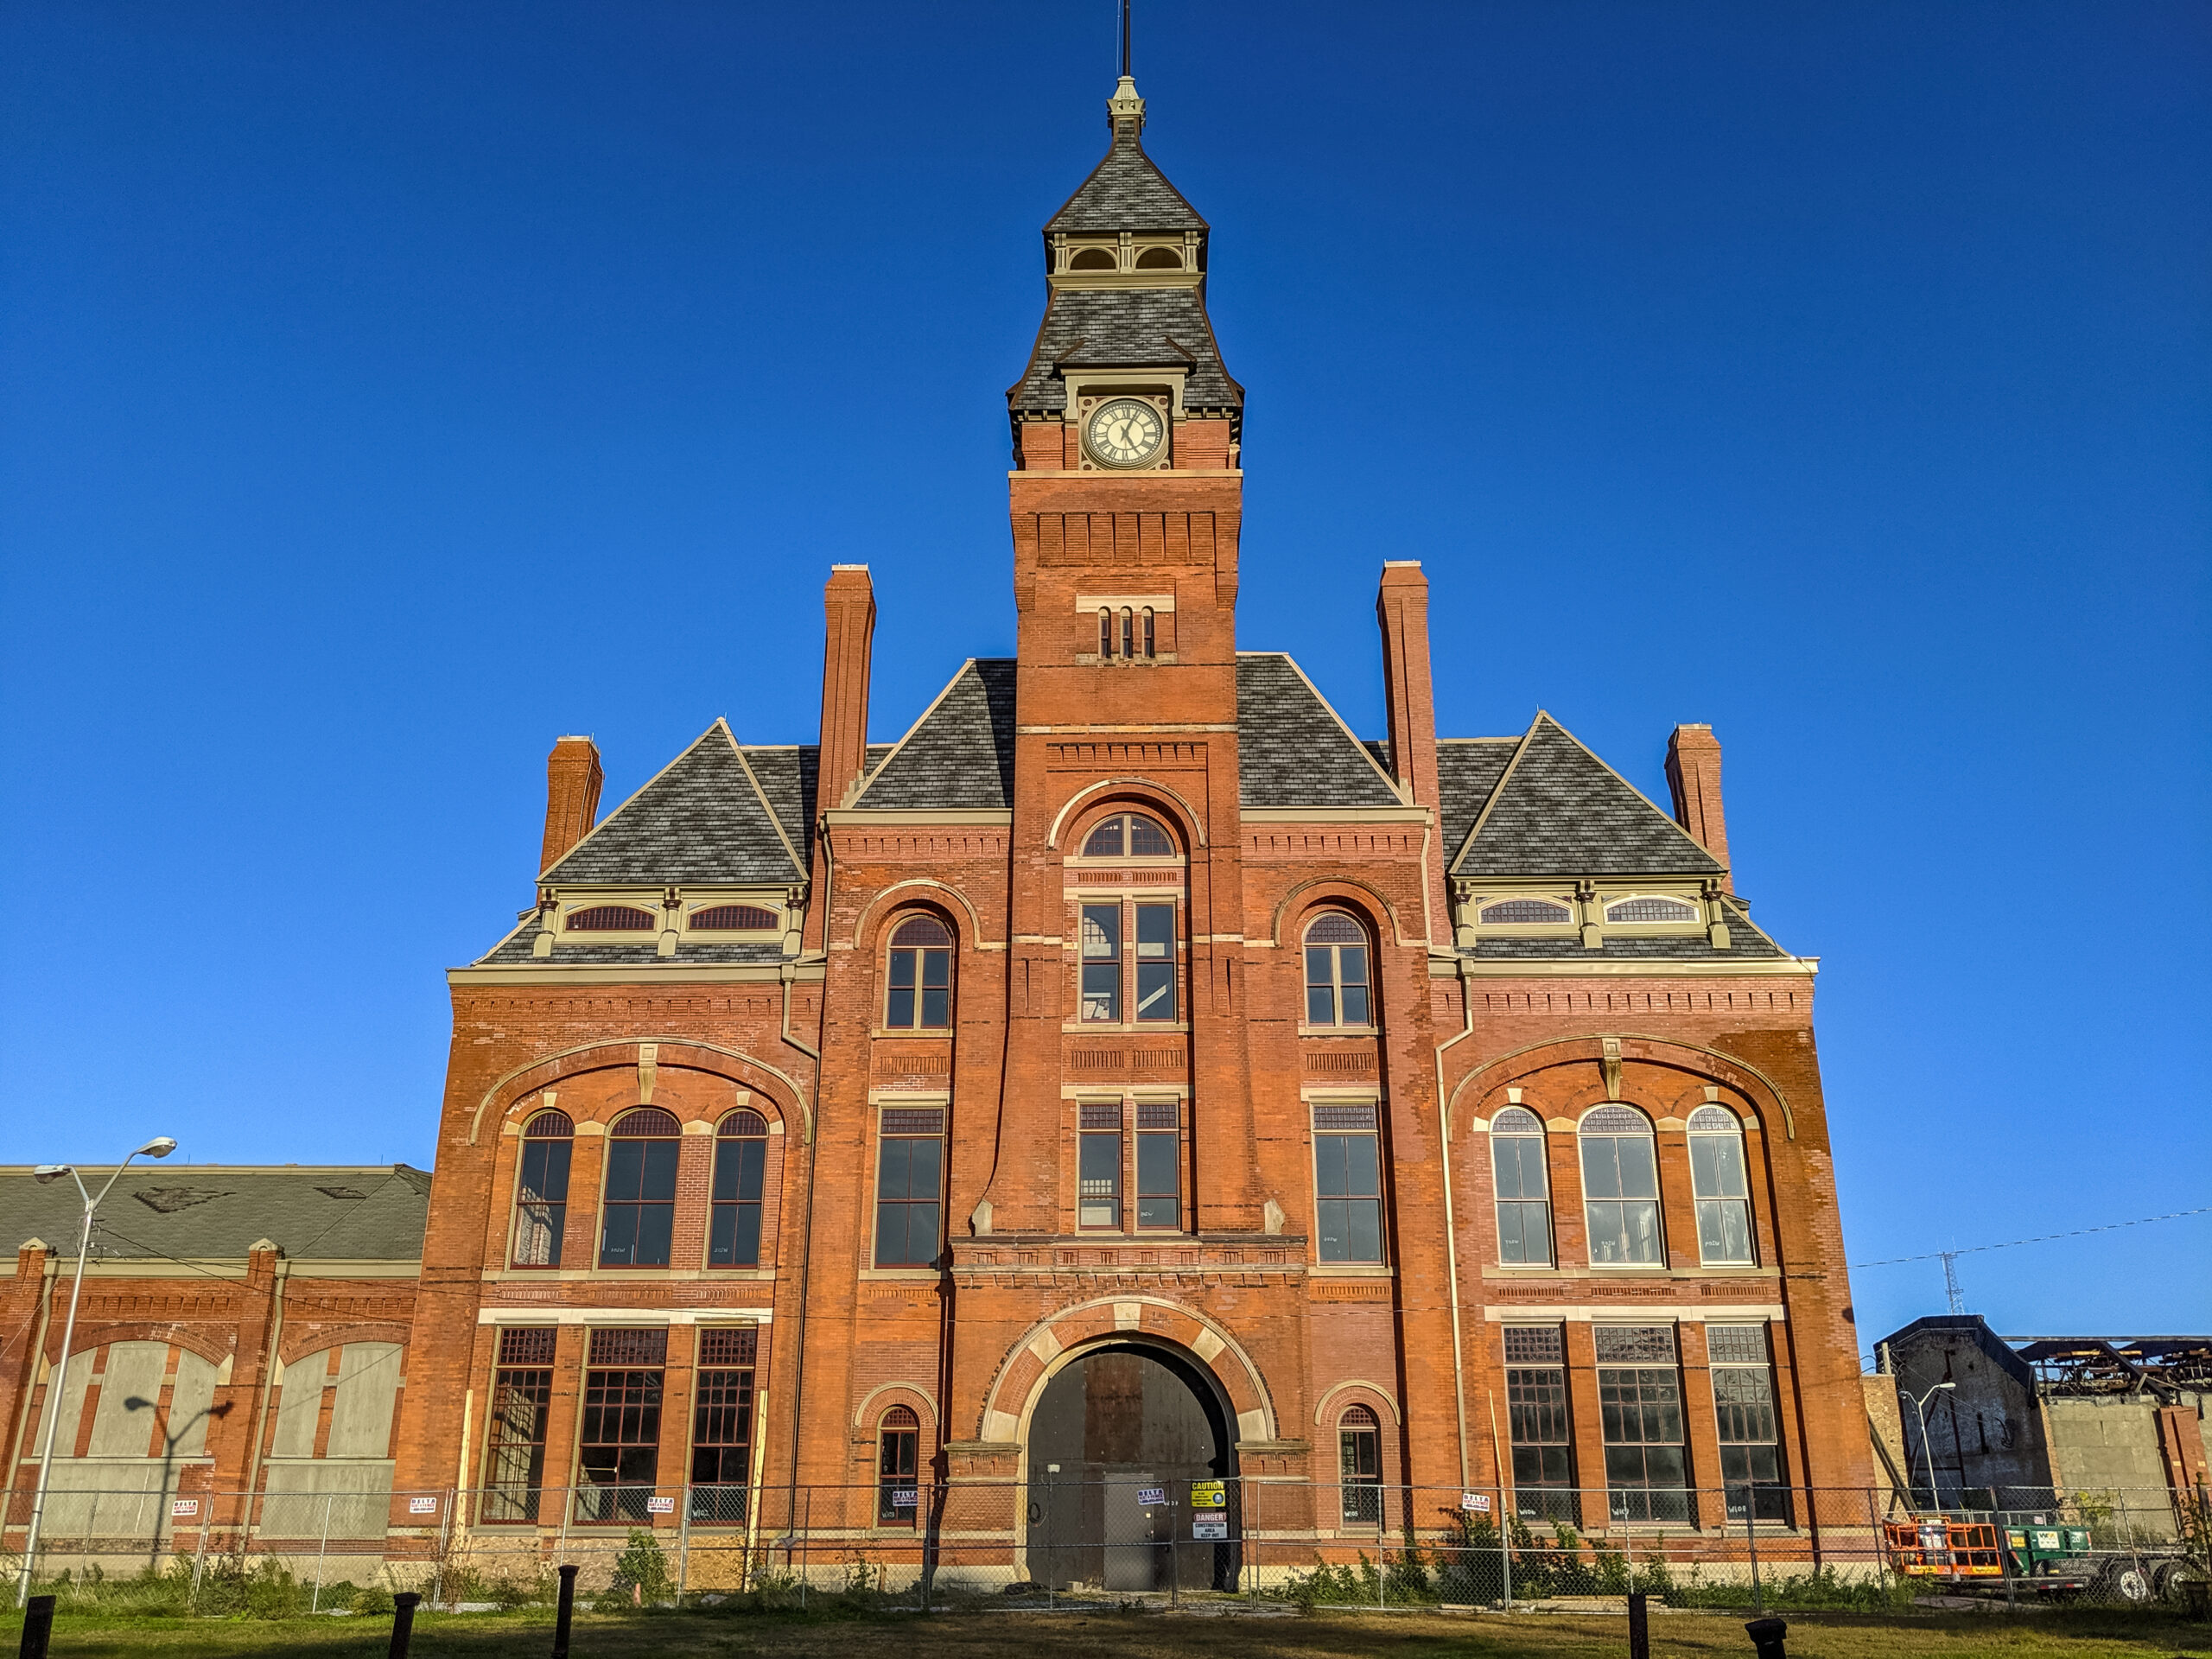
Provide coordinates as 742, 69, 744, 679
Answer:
510, 1105, 778, 1273
1096, 606, 1157, 659
1487, 1102, 1758, 1269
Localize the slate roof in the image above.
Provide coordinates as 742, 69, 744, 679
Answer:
1045, 122, 1208, 233
743, 742, 893, 867
0, 1166, 430, 1263
1436, 738, 1519, 870
542, 721, 804, 887
1453, 714, 1726, 879
1237, 654, 1405, 809
853, 661, 1016, 811
475, 931, 789, 968
1008, 287, 1243, 418
1462, 896, 1784, 963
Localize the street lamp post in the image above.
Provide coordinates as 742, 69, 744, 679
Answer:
1906, 1380, 1956, 1512
15, 1136, 178, 1605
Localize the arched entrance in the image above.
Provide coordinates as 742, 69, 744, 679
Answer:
1026, 1342, 1238, 1592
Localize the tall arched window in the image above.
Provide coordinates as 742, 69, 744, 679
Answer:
1119, 607, 1135, 658
1688, 1105, 1754, 1264
600, 1108, 680, 1268
1491, 1106, 1553, 1266
1338, 1404, 1382, 1524
1303, 912, 1372, 1027
1141, 607, 1156, 658
512, 1111, 573, 1268
877, 1405, 921, 1525
1580, 1105, 1662, 1265
709, 1109, 769, 1267
1098, 607, 1113, 657
885, 915, 953, 1029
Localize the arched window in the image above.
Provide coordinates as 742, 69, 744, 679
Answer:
1338, 1404, 1382, 1524
1688, 1105, 1754, 1264
1303, 912, 1372, 1027
690, 905, 778, 931
1580, 1106, 1662, 1265
1135, 245, 1182, 269
512, 1111, 573, 1268
1098, 607, 1113, 658
1491, 1106, 1552, 1266
1141, 607, 1156, 658
877, 1405, 921, 1525
1080, 812, 1175, 858
1119, 607, 1135, 658
885, 915, 953, 1029
1605, 896, 1699, 925
1069, 246, 1116, 270
1478, 898, 1573, 926
709, 1109, 769, 1268
566, 905, 656, 931
601, 1108, 680, 1268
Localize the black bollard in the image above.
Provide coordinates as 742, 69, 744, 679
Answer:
389, 1590, 422, 1658
19, 1595, 56, 1659
1628, 1590, 1650, 1659
1745, 1614, 1788, 1658
552, 1563, 580, 1658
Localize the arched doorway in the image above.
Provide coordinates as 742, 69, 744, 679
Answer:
1026, 1342, 1238, 1592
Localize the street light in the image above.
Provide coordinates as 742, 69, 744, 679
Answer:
16, 1136, 178, 1605
1906, 1380, 1955, 1513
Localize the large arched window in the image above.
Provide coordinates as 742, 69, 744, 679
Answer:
512, 1111, 573, 1268
885, 915, 953, 1030
1688, 1105, 1754, 1265
1338, 1403, 1382, 1524
600, 1108, 680, 1268
1303, 912, 1372, 1027
1491, 1106, 1553, 1266
1081, 811, 1175, 858
876, 1405, 921, 1525
709, 1109, 769, 1268
1580, 1105, 1662, 1265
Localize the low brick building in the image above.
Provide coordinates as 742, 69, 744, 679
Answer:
4, 73, 1871, 1581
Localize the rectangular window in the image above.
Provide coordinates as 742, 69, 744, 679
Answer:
874, 1109, 945, 1267
709, 1132, 766, 1268
1596, 1325, 1688, 1522
1708, 1324, 1789, 1522
512, 1138, 571, 1267
1135, 903, 1177, 1021
1078, 1102, 1122, 1230
1080, 904, 1122, 1021
1338, 1420, 1382, 1525
1492, 1135, 1553, 1266
577, 1328, 666, 1523
1313, 1104, 1383, 1264
690, 1327, 757, 1524
1503, 1325, 1574, 1521
600, 1136, 678, 1268
1135, 1100, 1181, 1231
482, 1327, 556, 1523
1581, 1131, 1662, 1264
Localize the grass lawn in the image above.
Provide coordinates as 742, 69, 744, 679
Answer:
1, 1605, 2207, 1657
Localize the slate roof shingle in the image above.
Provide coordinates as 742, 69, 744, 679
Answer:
1435, 738, 1518, 871
541, 722, 804, 887
852, 661, 1017, 811
0, 1166, 430, 1263
1454, 714, 1725, 879
1237, 654, 1404, 809
1044, 126, 1208, 233
1008, 287, 1242, 417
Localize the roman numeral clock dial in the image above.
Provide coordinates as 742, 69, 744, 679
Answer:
1084, 397, 1165, 468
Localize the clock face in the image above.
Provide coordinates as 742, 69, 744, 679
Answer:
1084, 397, 1166, 468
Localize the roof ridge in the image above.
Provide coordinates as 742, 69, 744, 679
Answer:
718, 719, 805, 879
1274, 652, 1408, 805
849, 659, 980, 810
1450, 712, 1542, 874
537, 723, 721, 882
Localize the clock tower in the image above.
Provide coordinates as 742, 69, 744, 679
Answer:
987, 70, 1262, 1235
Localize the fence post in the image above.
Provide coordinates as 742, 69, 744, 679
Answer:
189, 1494, 212, 1609
1741, 1484, 1763, 1613
387, 1590, 421, 1657
551, 1562, 578, 1659
799, 1485, 810, 1610
310, 1491, 334, 1614
1866, 1488, 1886, 1595
1628, 1588, 1650, 1659
677, 1484, 691, 1602
19, 1594, 55, 1659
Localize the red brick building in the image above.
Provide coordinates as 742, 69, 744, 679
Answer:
4, 72, 1869, 1584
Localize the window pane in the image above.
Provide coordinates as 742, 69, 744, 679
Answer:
1083, 818, 1123, 857
1499, 1200, 1551, 1265
631, 1202, 672, 1268
1082, 904, 1120, 957
1494, 1135, 1544, 1200
1079, 1132, 1121, 1229
920, 949, 950, 988
1135, 1127, 1179, 1230
1614, 1135, 1658, 1198
1345, 1198, 1382, 1263
1081, 963, 1120, 1021
1135, 905, 1174, 956
905, 1135, 942, 1196
1314, 1135, 1352, 1197
521, 1140, 572, 1205
920, 984, 950, 1028
1691, 1133, 1747, 1198
887, 986, 915, 1027
1580, 1136, 1622, 1199
639, 1139, 678, 1201
1338, 944, 1368, 988
1135, 960, 1176, 1020
1341, 1134, 1381, 1198
714, 1137, 766, 1204
1305, 946, 1334, 1024
1339, 982, 1370, 1027
1699, 1198, 1754, 1264
888, 949, 916, 988
605, 1140, 645, 1202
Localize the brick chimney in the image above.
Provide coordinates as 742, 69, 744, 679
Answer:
1665, 723, 1732, 891
817, 565, 877, 812
538, 736, 604, 875
1376, 562, 1446, 943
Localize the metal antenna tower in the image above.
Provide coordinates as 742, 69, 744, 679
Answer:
1940, 1250, 1967, 1314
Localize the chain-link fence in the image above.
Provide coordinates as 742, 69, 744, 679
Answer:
3, 1478, 2205, 1617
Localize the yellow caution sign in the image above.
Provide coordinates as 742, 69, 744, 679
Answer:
1190, 1480, 1226, 1509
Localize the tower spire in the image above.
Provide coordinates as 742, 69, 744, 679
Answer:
1121, 0, 1131, 79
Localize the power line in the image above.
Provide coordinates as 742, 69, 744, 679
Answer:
1852, 1206, 2211, 1269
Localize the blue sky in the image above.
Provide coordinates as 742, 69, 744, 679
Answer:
3, 2, 2205, 1349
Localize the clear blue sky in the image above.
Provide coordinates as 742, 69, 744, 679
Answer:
3, 3, 2205, 1350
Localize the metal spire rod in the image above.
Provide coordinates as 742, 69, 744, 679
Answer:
1121, 0, 1131, 79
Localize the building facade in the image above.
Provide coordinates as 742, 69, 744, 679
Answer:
4, 73, 1871, 1578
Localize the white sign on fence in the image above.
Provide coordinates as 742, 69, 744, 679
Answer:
170, 1498, 198, 1517
1136, 1486, 1166, 1506
409, 1497, 438, 1515
645, 1496, 676, 1514
1461, 1492, 1492, 1512
1192, 1516, 1229, 1541
891, 1488, 918, 1509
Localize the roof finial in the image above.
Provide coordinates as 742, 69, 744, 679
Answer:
1107, 1, 1145, 134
